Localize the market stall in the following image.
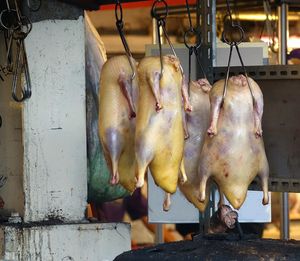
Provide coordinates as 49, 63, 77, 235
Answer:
0, 0, 300, 260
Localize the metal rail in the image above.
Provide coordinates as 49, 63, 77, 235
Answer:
278, 1, 290, 241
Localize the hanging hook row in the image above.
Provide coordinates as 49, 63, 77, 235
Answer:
151, 0, 183, 79
115, 0, 135, 80
183, 0, 207, 87
221, 0, 255, 106
0, 0, 32, 102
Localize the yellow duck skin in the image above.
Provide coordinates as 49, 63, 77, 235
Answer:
135, 55, 188, 194
98, 55, 138, 192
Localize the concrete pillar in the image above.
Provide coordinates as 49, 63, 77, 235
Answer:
22, 9, 87, 224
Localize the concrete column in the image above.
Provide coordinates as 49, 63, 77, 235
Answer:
23, 10, 87, 223
20, 3, 87, 223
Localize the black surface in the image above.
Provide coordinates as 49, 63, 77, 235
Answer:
115, 238, 300, 261
22, 0, 82, 23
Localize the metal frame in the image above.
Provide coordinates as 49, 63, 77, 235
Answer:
213, 64, 300, 81
195, 0, 216, 233
278, 1, 290, 241
197, 0, 216, 83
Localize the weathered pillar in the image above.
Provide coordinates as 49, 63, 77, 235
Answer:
22, 1, 87, 223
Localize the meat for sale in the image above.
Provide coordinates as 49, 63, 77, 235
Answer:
198, 75, 269, 209
178, 79, 212, 212
98, 55, 138, 192
135, 55, 190, 194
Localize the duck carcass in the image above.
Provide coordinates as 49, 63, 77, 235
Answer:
177, 79, 212, 212
199, 75, 269, 209
98, 55, 138, 192
135, 55, 190, 194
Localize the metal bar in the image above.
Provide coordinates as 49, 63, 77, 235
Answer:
198, 0, 215, 83
280, 193, 290, 240
151, 30, 164, 244
213, 64, 300, 81
278, 2, 290, 241
155, 224, 164, 244
152, 18, 158, 44
278, 4, 288, 65
152, 18, 165, 45
196, 0, 215, 233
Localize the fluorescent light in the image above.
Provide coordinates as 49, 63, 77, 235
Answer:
261, 36, 300, 50
232, 13, 300, 21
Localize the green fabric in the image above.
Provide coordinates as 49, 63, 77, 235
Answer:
87, 145, 129, 204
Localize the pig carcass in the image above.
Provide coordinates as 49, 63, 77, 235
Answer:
135, 55, 190, 194
198, 75, 269, 209
98, 55, 138, 192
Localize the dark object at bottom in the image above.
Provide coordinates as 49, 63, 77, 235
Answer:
195, 232, 259, 241
114, 238, 300, 261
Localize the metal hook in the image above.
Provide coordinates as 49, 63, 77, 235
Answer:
185, 0, 193, 29
156, 20, 164, 78
0, 9, 19, 31
222, 22, 245, 46
151, 0, 169, 79
194, 47, 207, 80
4, 30, 14, 74
222, 44, 233, 104
221, 0, 255, 106
225, 0, 233, 26
115, 0, 135, 80
151, 0, 183, 79
235, 44, 255, 105
5, 0, 11, 11
12, 39, 32, 102
115, 1, 123, 23
183, 27, 207, 88
151, 0, 168, 21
